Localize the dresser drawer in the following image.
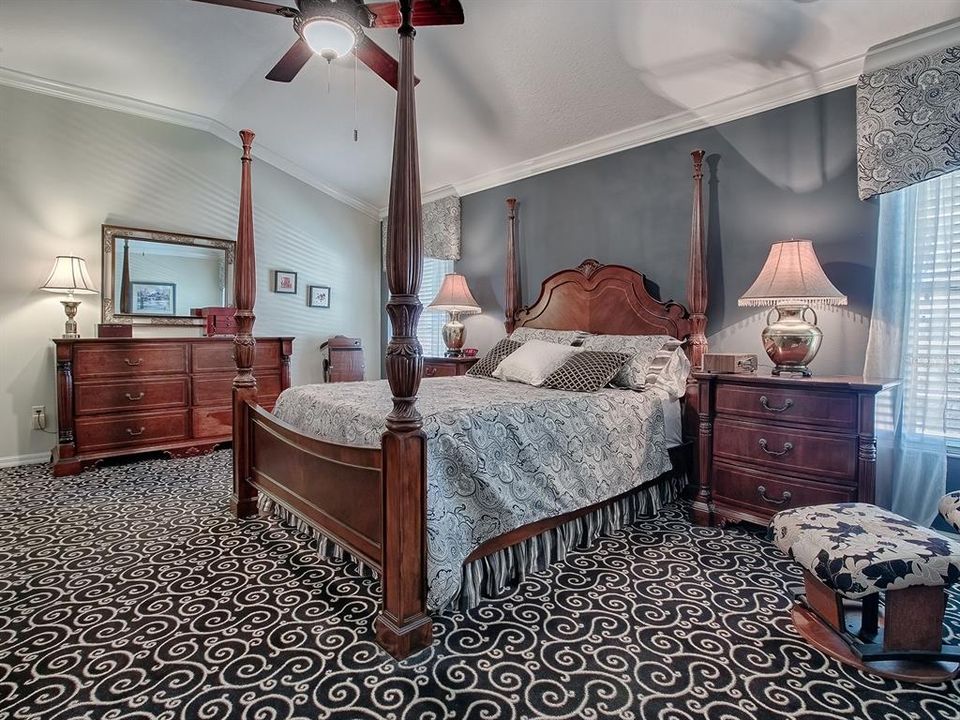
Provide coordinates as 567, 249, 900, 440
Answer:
423, 362, 457, 378
715, 384, 857, 430
192, 373, 282, 406
75, 410, 189, 451
713, 418, 857, 482
713, 462, 857, 520
191, 341, 282, 373
74, 343, 188, 379
192, 399, 278, 439
74, 378, 189, 415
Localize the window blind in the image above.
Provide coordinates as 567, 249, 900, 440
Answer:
417, 258, 454, 357
900, 171, 960, 450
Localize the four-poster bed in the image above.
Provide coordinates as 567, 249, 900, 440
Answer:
227, 1, 708, 660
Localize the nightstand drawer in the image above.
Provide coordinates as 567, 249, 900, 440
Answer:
715, 384, 857, 430
713, 462, 856, 519
714, 418, 857, 482
423, 362, 457, 378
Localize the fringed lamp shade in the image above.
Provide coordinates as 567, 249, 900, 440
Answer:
427, 273, 481, 314
40, 256, 98, 295
738, 240, 847, 307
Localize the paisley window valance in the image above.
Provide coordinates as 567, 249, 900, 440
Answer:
381, 194, 461, 267
857, 44, 960, 200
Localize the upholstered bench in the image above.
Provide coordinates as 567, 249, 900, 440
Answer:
770, 503, 960, 682
941, 491, 960, 533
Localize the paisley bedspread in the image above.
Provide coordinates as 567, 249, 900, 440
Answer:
272, 376, 672, 610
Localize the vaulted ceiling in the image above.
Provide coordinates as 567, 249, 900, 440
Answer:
1, 0, 958, 216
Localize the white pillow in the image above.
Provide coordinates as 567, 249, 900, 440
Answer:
579, 334, 682, 389
492, 339, 582, 386
653, 348, 691, 400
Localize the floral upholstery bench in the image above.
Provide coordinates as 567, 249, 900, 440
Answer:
770, 502, 960, 682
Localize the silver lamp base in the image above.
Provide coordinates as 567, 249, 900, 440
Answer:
61, 299, 81, 339
762, 304, 822, 377
442, 311, 465, 357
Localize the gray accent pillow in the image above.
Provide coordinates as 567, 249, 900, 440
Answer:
541, 351, 631, 393
579, 334, 683, 389
508, 327, 589, 346
466, 338, 523, 378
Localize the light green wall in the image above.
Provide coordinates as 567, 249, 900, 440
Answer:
0, 84, 381, 464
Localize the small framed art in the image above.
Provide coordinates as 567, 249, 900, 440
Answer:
131, 282, 176, 315
308, 285, 331, 308
274, 270, 297, 294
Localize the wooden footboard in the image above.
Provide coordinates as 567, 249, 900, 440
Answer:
247, 405, 383, 570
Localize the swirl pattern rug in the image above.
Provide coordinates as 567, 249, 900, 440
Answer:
0, 451, 958, 720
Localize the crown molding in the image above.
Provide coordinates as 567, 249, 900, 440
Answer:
0, 68, 381, 219
417, 54, 864, 203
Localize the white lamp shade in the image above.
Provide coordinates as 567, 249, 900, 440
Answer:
40, 256, 98, 295
302, 18, 356, 58
738, 240, 847, 307
427, 273, 481, 314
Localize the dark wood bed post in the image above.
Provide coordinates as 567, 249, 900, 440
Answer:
374, 0, 433, 659
230, 129, 259, 519
687, 149, 707, 370
686, 149, 711, 525
504, 197, 519, 333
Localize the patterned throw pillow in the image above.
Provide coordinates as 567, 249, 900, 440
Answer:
508, 327, 589, 346
466, 338, 523, 378
646, 346, 691, 399
580, 334, 682, 389
541, 351, 631, 392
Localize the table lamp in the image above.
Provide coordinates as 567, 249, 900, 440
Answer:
41, 255, 99, 338
738, 240, 847, 376
427, 273, 481, 357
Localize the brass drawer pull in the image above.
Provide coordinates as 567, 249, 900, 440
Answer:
757, 485, 792, 506
124, 358, 143, 367
760, 395, 793, 413
424, 366, 438, 377
125, 392, 145, 401
126, 426, 146, 437
758, 438, 793, 456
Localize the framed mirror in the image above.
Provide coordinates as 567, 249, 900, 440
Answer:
101, 225, 235, 327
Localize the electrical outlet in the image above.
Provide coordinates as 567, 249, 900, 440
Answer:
31, 406, 46, 431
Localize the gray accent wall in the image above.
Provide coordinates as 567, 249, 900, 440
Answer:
458, 87, 878, 376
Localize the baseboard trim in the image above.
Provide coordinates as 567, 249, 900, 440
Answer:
0, 452, 51, 468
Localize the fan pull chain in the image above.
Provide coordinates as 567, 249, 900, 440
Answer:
353, 51, 359, 143
326, 60, 331, 95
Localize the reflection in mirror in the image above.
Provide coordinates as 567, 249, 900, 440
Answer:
101, 226, 235, 327
114, 238, 228, 317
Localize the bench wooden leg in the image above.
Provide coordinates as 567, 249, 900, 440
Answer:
883, 585, 946, 653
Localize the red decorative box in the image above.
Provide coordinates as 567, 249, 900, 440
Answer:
191, 307, 237, 337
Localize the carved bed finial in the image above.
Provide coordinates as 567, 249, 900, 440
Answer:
687, 149, 708, 369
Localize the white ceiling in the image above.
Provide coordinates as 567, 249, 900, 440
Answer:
2, 0, 959, 216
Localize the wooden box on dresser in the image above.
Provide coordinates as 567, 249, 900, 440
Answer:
53, 337, 293, 476
692, 372, 898, 527
422, 356, 478, 378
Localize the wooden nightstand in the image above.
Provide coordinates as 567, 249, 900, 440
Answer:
692, 372, 898, 527
422, 356, 478, 378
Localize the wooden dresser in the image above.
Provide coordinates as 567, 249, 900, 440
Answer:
692, 373, 898, 527
53, 337, 293, 476
423, 356, 478, 378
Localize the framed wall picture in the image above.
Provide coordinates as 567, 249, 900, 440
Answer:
274, 270, 298, 294
131, 282, 176, 315
308, 285, 331, 308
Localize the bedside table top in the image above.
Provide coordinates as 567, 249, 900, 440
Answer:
692, 372, 899, 393
424, 356, 478, 364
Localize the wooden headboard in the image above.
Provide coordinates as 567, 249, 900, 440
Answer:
513, 259, 693, 341
503, 150, 708, 364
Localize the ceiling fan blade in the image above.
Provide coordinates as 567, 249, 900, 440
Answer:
353, 34, 420, 89
366, 0, 464, 29
191, 0, 299, 17
265, 38, 314, 82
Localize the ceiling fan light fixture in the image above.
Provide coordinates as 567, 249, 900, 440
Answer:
302, 18, 357, 61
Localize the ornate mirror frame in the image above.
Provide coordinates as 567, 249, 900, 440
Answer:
101, 224, 236, 327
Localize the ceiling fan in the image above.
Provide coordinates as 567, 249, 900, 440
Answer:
191, 0, 464, 88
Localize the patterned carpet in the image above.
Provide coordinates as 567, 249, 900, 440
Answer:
0, 451, 958, 720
